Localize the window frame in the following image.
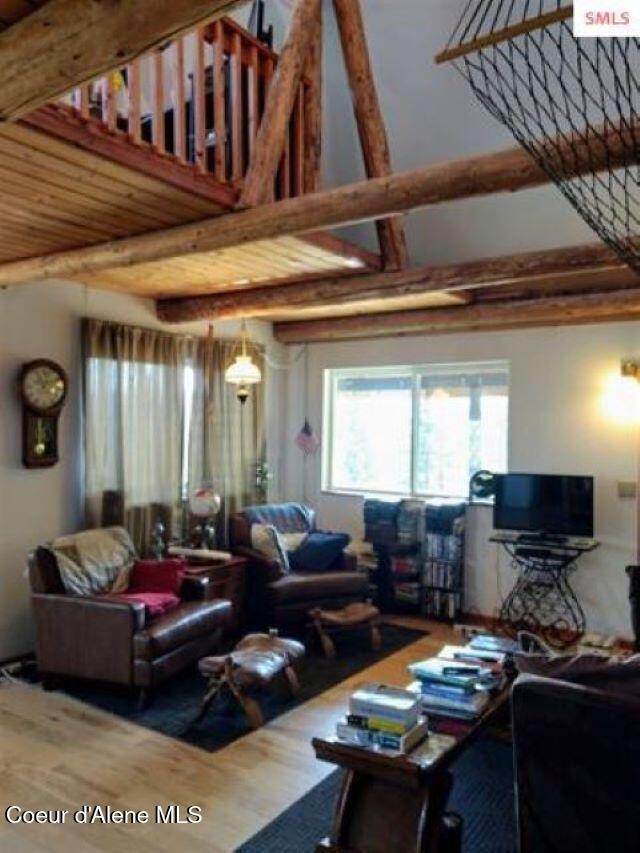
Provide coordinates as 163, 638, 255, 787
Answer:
322, 360, 510, 500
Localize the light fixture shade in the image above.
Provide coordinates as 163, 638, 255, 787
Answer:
225, 354, 262, 385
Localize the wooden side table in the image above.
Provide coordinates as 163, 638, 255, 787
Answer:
183, 556, 247, 631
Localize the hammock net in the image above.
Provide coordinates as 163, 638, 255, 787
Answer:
439, 1, 640, 271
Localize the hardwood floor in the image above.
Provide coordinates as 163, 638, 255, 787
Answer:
0, 619, 454, 852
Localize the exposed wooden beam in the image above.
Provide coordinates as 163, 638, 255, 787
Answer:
0, 0, 245, 122
238, 0, 321, 208
0, 120, 636, 288
273, 287, 640, 343
156, 240, 628, 322
303, 1, 323, 194
333, 0, 408, 270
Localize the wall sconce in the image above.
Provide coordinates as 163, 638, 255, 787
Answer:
621, 360, 640, 380
602, 359, 640, 424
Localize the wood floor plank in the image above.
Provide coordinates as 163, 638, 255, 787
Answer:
0, 619, 450, 851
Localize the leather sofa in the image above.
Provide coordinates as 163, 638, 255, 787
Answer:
29, 542, 231, 704
512, 674, 640, 852
229, 503, 367, 629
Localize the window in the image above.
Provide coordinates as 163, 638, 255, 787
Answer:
323, 361, 509, 499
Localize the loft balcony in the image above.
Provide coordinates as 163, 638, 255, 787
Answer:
0, 15, 380, 298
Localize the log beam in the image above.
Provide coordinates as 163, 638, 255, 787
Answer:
239, 0, 321, 208
0, 120, 636, 288
273, 287, 640, 344
303, 2, 323, 194
156, 241, 627, 322
333, 0, 408, 269
0, 0, 245, 121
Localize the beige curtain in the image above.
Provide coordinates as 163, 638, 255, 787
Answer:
189, 337, 266, 546
83, 320, 265, 552
83, 318, 196, 553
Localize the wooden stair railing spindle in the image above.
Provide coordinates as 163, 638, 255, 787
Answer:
213, 20, 227, 181
230, 30, 243, 182
174, 39, 186, 163
262, 56, 276, 204
153, 50, 165, 153
105, 72, 117, 132
78, 84, 89, 120
128, 59, 141, 145
194, 27, 206, 173
247, 44, 260, 163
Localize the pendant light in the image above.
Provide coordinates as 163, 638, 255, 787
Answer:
225, 320, 262, 404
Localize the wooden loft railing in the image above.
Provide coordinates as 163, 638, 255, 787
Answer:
63, 17, 313, 200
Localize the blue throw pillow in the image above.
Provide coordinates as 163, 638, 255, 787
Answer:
288, 531, 351, 573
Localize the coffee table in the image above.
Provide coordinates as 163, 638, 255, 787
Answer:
312, 679, 511, 852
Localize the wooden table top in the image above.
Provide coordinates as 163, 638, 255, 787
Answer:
312, 681, 511, 788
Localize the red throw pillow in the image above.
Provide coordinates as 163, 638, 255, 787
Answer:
117, 591, 180, 617
128, 557, 186, 596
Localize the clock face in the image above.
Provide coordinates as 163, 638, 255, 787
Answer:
22, 363, 66, 412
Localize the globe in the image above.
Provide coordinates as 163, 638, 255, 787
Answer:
190, 484, 221, 519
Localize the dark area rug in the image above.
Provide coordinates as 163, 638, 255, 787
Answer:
61, 624, 425, 752
237, 736, 516, 853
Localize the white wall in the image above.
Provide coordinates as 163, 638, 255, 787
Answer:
321, 0, 596, 263
0, 280, 287, 661
283, 321, 640, 640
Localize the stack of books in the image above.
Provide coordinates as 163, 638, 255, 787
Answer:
335, 683, 429, 753
408, 641, 508, 720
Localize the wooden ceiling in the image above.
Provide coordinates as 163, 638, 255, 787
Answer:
75, 235, 377, 299
0, 121, 379, 290
0, 0, 638, 342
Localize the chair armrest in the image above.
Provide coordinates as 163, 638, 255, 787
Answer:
339, 551, 358, 572
232, 546, 282, 629
232, 546, 283, 583
31, 593, 145, 684
181, 575, 210, 601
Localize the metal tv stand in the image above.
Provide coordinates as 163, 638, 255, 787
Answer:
490, 532, 599, 648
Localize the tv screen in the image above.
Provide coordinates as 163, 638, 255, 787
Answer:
493, 473, 594, 538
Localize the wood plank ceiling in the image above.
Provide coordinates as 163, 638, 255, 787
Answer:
0, 121, 382, 295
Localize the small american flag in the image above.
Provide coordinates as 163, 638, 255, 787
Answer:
295, 419, 321, 455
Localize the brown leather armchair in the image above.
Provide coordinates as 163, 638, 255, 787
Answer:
229, 503, 367, 630
512, 674, 640, 852
29, 544, 232, 704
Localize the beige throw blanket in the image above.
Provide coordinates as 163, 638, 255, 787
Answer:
51, 526, 136, 596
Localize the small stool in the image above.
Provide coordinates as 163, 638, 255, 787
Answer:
197, 632, 305, 729
310, 601, 382, 658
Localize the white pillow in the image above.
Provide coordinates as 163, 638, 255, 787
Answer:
251, 523, 289, 572
280, 531, 308, 553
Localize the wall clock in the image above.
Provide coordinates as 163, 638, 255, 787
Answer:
18, 359, 68, 468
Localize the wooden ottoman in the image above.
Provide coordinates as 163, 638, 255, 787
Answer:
310, 601, 382, 658
197, 632, 305, 729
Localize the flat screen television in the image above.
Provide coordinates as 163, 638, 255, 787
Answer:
493, 473, 594, 538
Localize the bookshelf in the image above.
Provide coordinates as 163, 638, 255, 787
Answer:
364, 499, 466, 621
